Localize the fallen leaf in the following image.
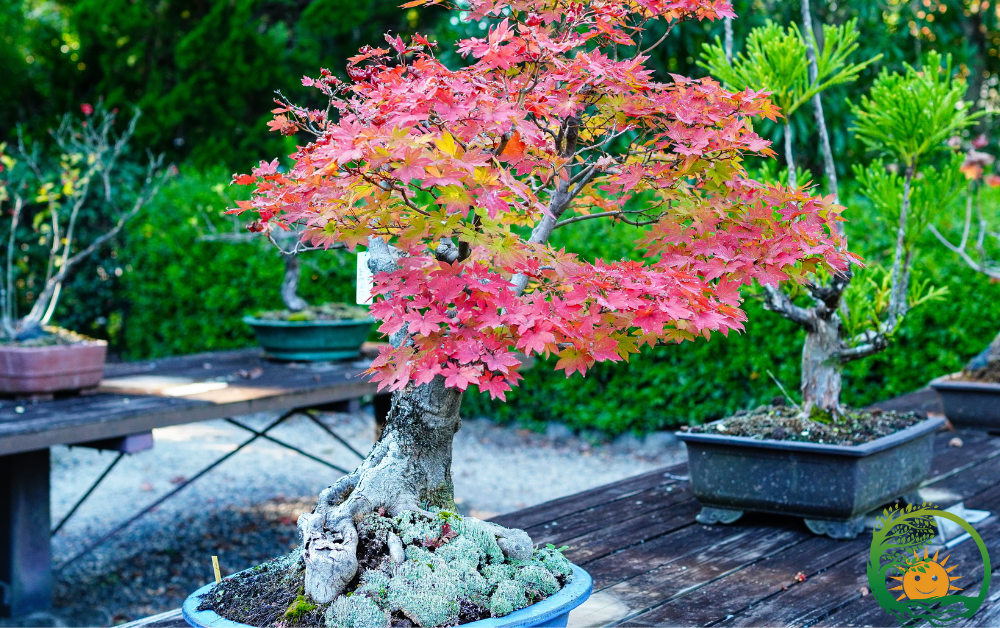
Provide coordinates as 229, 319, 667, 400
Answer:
794, 572, 807, 582
949, 437, 963, 448
860, 586, 870, 596
169, 476, 187, 485
141, 482, 154, 492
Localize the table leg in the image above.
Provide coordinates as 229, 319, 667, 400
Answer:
0, 449, 51, 617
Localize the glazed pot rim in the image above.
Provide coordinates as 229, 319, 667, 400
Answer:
242, 315, 375, 328
677, 415, 944, 457
182, 563, 593, 628
930, 373, 1000, 392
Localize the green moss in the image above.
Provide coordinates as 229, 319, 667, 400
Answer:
285, 595, 317, 620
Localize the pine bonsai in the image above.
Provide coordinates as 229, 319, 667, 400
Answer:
702, 1, 972, 417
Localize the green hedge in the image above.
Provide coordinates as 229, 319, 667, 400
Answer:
121, 167, 357, 359
117, 168, 1000, 434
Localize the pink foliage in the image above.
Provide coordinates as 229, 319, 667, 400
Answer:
230, 0, 853, 399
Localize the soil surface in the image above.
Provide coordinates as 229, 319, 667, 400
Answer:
682, 404, 926, 446
960, 362, 1000, 383
0, 326, 99, 347
253, 303, 371, 322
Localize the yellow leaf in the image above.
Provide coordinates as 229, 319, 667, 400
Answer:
436, 132, 459, 157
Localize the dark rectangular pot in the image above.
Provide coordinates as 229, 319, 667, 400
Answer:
0, 341, 107, 394
677, 416, 943, 527
930, 375, 1000, 429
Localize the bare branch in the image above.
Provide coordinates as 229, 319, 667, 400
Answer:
763, 284, 816, 331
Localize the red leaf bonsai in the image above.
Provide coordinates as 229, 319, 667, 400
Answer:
230, 0, 850, 611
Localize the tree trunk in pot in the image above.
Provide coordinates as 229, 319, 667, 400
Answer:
296, 377, 532, 603
281, 253, 309, 312
801, 314, 843, 413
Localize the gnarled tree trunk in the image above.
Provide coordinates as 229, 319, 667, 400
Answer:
297, 378, 463, 602
295, 238, 533, 604
800, 314, 843, 413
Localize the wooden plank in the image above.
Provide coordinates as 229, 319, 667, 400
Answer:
867, 388, 943, 415
117, 608, 187, 628
924, 430, 1000, 486
0, 355, 378, 456
715, 444, 1000, 628
489, 464, 684, 530
598, 523, 808, 625
521, 481, 686, 545
809, 509, 999, 628
630, 533, 869, 627
560, 498, 702, 566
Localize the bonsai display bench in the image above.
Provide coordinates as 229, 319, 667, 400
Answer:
122, 388, 1000, 628
0, 347, 390, 618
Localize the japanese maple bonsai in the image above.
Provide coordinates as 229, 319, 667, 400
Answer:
679, 6, 971, 538
185, 0, 849, 624
0, 103, 167, 394
928, 139, 1000, 426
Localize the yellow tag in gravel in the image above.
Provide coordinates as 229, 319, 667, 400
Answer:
212, 556, 221, 584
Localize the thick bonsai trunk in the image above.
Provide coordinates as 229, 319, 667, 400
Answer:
800, 315, 843, 413
295, 378, 534, 604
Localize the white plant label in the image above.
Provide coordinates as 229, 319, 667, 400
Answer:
356, 251, 374, 305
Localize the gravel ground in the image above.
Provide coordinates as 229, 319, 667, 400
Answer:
9, 408, 684, 627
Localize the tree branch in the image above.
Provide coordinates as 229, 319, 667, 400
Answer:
763, 284, 816, 331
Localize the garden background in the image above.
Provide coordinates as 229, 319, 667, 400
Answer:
3, 0, 1000, 435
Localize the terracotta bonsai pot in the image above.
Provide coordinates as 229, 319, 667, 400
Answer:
0, 341, 107, 394
930, 374, 1000, 429
677, 416, 944, 539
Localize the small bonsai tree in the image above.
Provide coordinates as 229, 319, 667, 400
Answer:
233, 0, 849, 612
929, 140, 1000, 371
703, 7, 971, 416
0, 103, 168, 341
199, 214, 344, 314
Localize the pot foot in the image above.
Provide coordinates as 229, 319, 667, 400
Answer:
696, 507, 744, 525
804, 516, 865, 539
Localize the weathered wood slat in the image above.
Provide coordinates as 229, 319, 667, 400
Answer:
714, 436, 1000, 628
564, 498, 701, 566
489, 463, 684, 530
631, 533, 869, 627
602, 523, 808, 626
522, 481, 686, 546
0, 351, 378, 456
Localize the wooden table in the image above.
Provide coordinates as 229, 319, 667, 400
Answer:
126, 390, 1000, 628
0, 348, 388, 618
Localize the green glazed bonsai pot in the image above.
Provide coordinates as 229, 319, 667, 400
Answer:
243, 316, 375, 362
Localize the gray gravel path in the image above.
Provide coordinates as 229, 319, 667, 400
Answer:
17, 408, 684, 626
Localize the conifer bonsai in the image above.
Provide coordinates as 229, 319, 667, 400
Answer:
702, 0, 972, 418
225, 0, 848, 620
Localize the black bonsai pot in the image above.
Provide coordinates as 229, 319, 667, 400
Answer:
677, 415, 944, 539
930, 374, 1000, 429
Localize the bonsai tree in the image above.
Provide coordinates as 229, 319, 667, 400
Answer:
929, 139, 1000, 371
232, 0, 850, 613
0, 103, 168, 341
703, 9, 971, 416
199, 212, 346, 314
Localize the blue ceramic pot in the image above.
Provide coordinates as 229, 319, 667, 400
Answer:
182, 564, 593, 628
